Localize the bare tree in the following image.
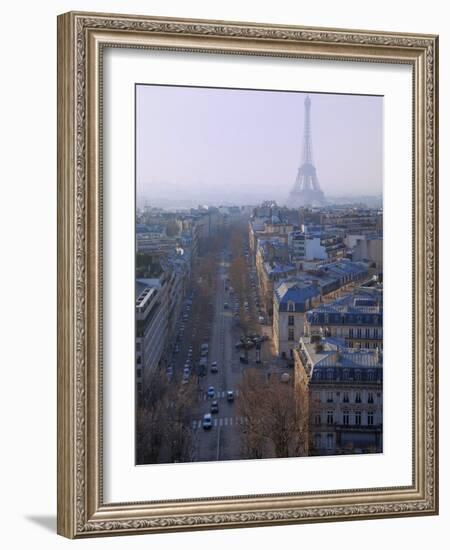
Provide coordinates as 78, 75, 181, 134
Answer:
237, 369, 268, 459
237, 368, 310, 460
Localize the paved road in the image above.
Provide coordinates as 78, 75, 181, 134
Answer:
189, 249, 246, 462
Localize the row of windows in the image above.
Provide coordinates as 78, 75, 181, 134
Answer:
348, 328, 380, 338
314, 433, 334, 450
348, 341, 381, 349
312, 314, 381, 325
314, 410, 376, 426
314, 369, 379, 381
315, 391, 378, 404
323, 327, 381, 339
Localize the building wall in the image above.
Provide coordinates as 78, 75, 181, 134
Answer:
136, 281, 169, 398
309, 383, 383, 454
305, 236, 327, 260
273, 308, 307, 357
353, 237, 383, 269
293, 345, 383, 456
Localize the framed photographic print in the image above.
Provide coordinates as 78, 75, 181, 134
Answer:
57, 11, 439, 538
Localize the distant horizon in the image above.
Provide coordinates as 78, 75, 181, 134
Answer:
137, 85, 383, 205
136, 192, 383, 212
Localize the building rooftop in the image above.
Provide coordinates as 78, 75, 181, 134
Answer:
264, 262, 297, 277
297, 335, 383, 382
275, 280, 321, 311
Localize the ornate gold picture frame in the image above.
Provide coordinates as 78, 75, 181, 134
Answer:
57, 11, 438, 538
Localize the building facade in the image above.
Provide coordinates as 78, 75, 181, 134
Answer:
273, 281, 321, 358
136, 275, 169, 400
293, 334, 383, 455
305, 289, 383, 350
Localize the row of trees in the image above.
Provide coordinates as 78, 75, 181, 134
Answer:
228, 223, 259, 336
136, 368, 198, 464
137, 229, 228, 464
237, 369, 310, 459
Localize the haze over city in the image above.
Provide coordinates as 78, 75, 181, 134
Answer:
136, 85, 383, 209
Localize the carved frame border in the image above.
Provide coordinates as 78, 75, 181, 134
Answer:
57, 11, 438, 538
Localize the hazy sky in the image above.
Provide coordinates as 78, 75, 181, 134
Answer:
136, 84, 382, 207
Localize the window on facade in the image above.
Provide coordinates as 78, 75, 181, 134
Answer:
288, 315, 294, 326
314, 434, 321, 450
368, 392, 374, 404
367, 370, 375, 381
343, 392, 349, 403
327, 369, 334, 380
343, 410, 350, 425
136, 356, 141, 364
288, 301, 294, 312
313, 391, 321, 403
355, 370, 362, 381
314, 414, 321, 425
326, 391, 333, 403
136, 342, 141, 351
327, 411, 334, 425
343, 369, 349, 380
368, 411, 374, 426
365, 328, 370, 338
355, 391, 362, 403
326, 434, 333, 449
288, 328, 295, 341
357, 328, 362, 338
349, 328, 354, 338
357, 316, 362, 324
374, 328, 379, 338
355, 411, 362, 425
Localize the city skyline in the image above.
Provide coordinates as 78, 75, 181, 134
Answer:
136, 85, 383, 207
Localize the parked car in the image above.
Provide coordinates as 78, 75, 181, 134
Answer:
211, 400, 219, 413
227, 390, 235, 402
207, 386, 215, 398
224, 302, 229, 309
202, 413, 212, 429
210, 361, 218, 373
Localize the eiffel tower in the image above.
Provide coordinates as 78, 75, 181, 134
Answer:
288, 95, 326, 207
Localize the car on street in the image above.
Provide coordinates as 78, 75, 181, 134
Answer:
227, 390, 235, 402
210, 361, 218, 373
183, 367, 190, 375
202, 413, 212, 429
207, 386, 215, 398
211, 400, 219, 413
224, 302, 229, 309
